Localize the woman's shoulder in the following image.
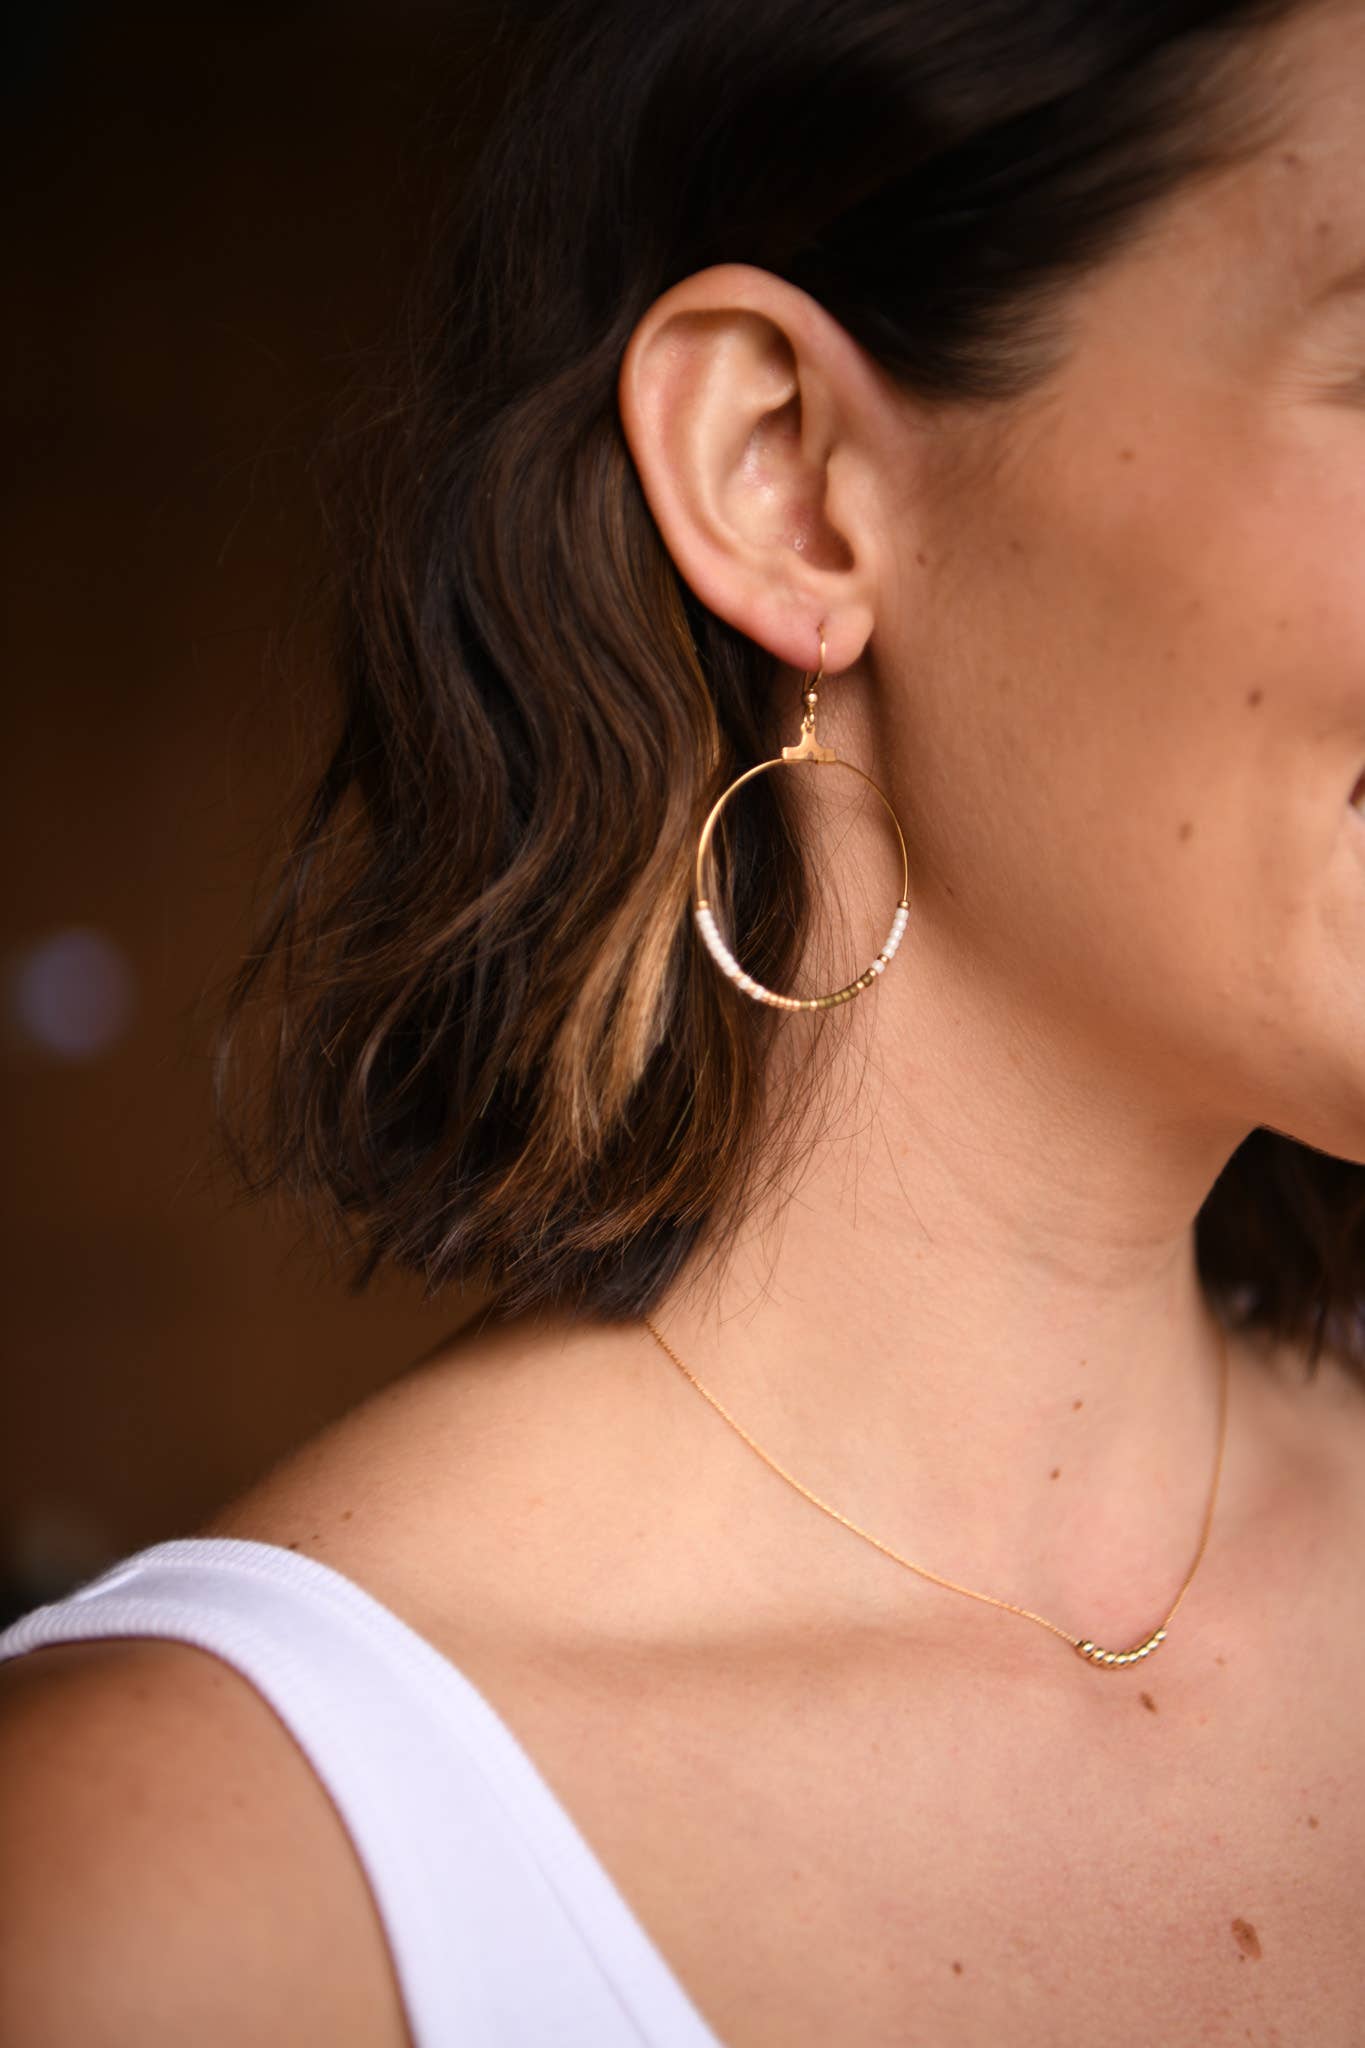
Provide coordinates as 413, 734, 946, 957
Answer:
0, 1632, 410, 2048
0, 1313, 639, 2048
197, 1309, 696, 1644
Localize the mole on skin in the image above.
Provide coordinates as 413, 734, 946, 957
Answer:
1140, 1692, 1158, 1713
1231, 1918, 1262, 1961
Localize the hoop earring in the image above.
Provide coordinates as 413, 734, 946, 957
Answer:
693, 629, 911, 1011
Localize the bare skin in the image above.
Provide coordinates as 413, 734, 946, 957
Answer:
5, 3, 1365, 2043
4, 1294, 1364, 2044
195, 1307, 1365, 2046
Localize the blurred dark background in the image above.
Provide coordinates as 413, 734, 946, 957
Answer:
2, 2, 545, 1621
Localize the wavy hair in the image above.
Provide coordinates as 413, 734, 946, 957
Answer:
212, 0, 1365, 1376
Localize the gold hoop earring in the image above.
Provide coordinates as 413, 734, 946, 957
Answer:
693, 629, 911, 1011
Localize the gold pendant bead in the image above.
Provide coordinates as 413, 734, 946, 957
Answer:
1075, 1628, 1167, 1666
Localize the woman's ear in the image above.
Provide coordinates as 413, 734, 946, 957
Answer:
617, 263, 901, 677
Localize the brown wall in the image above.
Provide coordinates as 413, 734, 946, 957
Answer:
1, 3, 527, 1619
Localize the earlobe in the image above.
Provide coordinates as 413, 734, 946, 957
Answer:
616, 265, 881, 678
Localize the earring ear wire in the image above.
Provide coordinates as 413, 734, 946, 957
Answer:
692, 627, 911, 1010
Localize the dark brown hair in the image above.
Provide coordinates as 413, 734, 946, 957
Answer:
214, 0, 1365, 1375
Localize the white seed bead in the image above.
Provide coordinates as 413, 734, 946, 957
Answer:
697, 895, 911, 1008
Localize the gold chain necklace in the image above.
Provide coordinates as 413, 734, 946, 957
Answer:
641, 1313, 1231, 1669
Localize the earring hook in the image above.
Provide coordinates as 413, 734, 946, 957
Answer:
783, 625, 835, 763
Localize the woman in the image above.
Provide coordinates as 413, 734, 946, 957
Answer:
2, 0, 1363, 2040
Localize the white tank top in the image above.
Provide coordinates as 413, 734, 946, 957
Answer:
0, 1535, 727, 2048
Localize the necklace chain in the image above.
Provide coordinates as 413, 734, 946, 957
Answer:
641, 1314, 1231, 1670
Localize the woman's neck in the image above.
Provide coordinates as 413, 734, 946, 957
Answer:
650, 933, 1256, 1651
